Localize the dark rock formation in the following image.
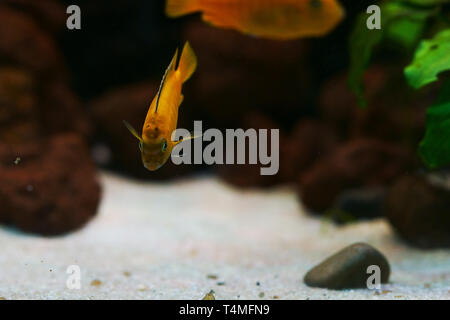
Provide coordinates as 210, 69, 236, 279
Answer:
298, 139, 413, 212
385, 174, 450, 248
0, 134, 101, 235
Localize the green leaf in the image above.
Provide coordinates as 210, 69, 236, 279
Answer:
419, 79, 450, 168
404, 29, 450, 88
348, 1, 438, 107
348, 14, 383, 108
402, 0, 450, 6
386, 18, 425, 49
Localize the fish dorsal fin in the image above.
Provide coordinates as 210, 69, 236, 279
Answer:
123, 120, 143, 141
155, 48, 179, 113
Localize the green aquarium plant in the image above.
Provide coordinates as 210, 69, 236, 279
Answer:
348, 0, 450, 169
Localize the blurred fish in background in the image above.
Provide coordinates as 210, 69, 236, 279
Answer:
165, 0, 345, 39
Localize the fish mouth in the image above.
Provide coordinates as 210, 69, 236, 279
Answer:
141, 144, 170, 171
143, 161, 162, 171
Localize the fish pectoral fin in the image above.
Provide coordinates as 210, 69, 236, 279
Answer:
174, 131, 202, 145
123, 120, 143, 141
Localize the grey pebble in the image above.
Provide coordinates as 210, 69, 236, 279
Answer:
304, 242, 390, 290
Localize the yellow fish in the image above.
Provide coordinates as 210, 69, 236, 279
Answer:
124, 41, 197, 171
166, 0, 345, 40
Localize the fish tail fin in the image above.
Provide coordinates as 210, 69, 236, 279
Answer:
177, 41, 197, 83
165, 0, 200, 18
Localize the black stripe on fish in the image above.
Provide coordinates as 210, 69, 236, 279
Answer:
155, 48, 180, 113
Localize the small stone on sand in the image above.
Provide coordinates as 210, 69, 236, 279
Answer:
202, 290, 215, 300
304, 242, 390, 290
90, 279, 102, 286
137, 284, 148, 291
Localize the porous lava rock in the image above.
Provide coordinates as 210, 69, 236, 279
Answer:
0, 134, 101, 235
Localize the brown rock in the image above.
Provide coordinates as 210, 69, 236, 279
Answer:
279, 119, 339, 183
217, 112, 282, 188
2, 0, 66, 34
0, 134, 101, 235
0, 67, 41, 143
39, 81, 92, 138
218, 162, 279, 188
331, 187, 386, 223
0, 67, 91, 143
318, 65, 430, 147
298, 138, 413, 212
385, 174, 450, 248
202, 290, 215, 300
350, 102, 426, 147
0, 5, 91, 140
318, 66, 389, 136
0, 5, 66, 78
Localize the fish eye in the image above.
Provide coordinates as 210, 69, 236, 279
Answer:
138, 142, 143, 151
161, 139, 168, 152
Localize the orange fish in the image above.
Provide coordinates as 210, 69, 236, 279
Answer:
166, 0, 345, 40
124, 41, 197, 171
